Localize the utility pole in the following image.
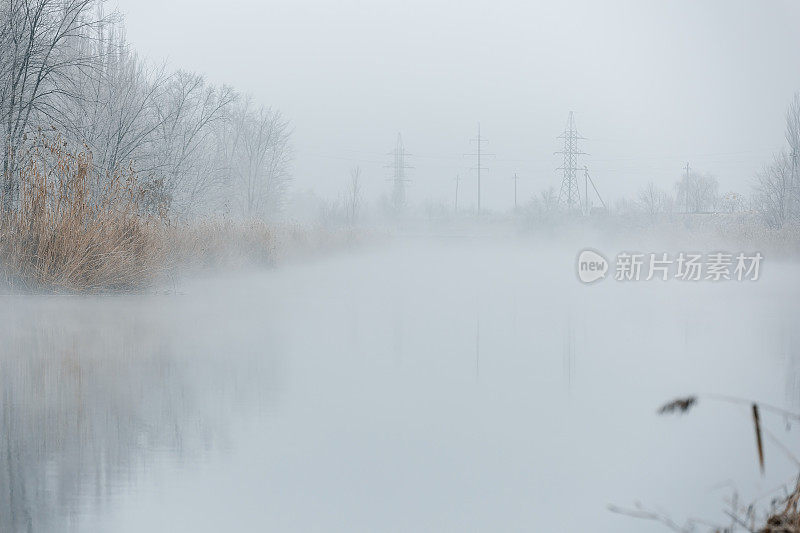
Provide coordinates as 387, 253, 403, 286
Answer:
454, 174, 460, 213
583, 166, 606, 211
790, 147, 798, 221
512, 173, 519, 210
465, 123, 491, 213
476, 124, 483, 212
684, 162, 691, 214
584, 166, 588, 214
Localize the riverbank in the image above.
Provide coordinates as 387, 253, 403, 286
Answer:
0, 140, 372, 293
0, 216, 370, 294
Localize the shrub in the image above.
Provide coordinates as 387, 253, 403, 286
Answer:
0, 137, 164, 292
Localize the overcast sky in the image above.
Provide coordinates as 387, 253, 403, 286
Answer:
113, 0, 800, 211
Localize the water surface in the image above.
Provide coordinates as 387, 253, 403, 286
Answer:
2, 237, 798, 532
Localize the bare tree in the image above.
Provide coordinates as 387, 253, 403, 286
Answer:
751, 93, 800, 227
538, 186, 558, 214
753, 150, 793, 228
154, 71, 235, 216
0, 0, 104, 206
784, 92, 800, 218
0, 2, 292, 221
719, 191, 745, 214
675, 170, 718, 214
637, 181, 670, 221
787, 92, 800, 162
64, 25, 246, 217
219, 97, 292, 218
62, 34, 170, 178
347, 165, 361, 223
523, 186, 559, 224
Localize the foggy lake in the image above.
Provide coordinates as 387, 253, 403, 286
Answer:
2, 235, 798, 532
2, 0, 800, 530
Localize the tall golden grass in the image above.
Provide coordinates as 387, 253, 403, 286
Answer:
169, 219, 276, 270
0, 137, 165, 292
167, 220, 367, 272
0, 134, 370, 292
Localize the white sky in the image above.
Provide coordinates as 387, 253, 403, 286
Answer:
113, 0, 800, 210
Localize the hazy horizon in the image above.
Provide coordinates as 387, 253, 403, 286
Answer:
113, 0, 800, 211
4, 3, 800, 530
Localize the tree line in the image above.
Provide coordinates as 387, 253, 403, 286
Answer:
525, 93, 800, 228
633, 94, 800, 226
0, 0, 292, 220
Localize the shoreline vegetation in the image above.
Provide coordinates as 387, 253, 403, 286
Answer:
611, 396, 800, 533
0, 137, 364, 293
1, 1, 798, 292
2, 2, 799, 532
2, 134, 799, 293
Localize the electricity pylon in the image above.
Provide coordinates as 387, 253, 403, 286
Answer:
555, 112, 604, 214
386, 133, 412, 211
556, 111, 586, 211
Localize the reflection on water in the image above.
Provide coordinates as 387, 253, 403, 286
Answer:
1, 238, 800, 532
0, 296, 273, 533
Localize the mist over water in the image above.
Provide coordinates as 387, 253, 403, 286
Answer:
1, 0, 800, 530
2, 235, 798, 532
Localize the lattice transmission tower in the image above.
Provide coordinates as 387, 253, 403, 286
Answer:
556, 111, 586, 211
386, 133, 412, 210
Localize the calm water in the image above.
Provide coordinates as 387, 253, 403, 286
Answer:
2, 237, 799, 532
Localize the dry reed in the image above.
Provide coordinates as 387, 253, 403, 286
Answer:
624, 395, 800, 532
0, 134, 372, 292
166, 219, 276, 270
0, 136, 164, 292
760, 478, 800, 532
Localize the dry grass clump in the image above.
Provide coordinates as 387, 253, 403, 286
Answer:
760, 481, 800, 533
0, 135, 372, 292
167, 219, 276, 270
272, 223, 367, 261
164, 221, 370, 272
0, 137, 164, 292
613, 395, 800, 532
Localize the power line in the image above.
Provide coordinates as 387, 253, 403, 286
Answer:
464, 122, 493, 212
454, 174, 460, 213
299, 148, 771, 166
